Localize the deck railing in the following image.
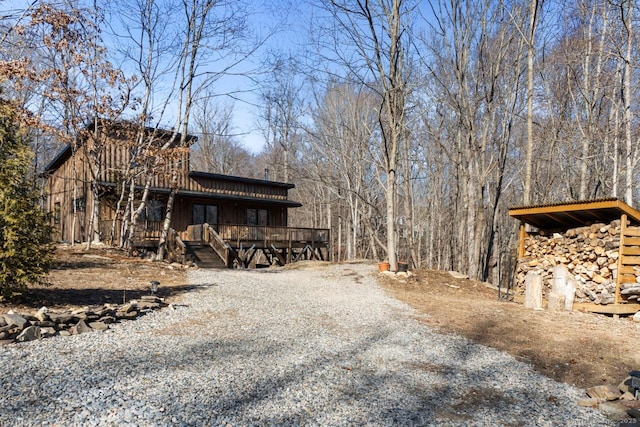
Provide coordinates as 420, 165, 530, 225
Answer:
203, 223, 230, 266
99, 220, 329, 248
98, 219, 165, 244
213, 224, 329, 245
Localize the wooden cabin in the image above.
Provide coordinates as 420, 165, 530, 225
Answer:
508, 198, 640, 314
43, 121, 329, 267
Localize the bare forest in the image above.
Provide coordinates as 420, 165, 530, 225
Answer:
2, 0, 640, 282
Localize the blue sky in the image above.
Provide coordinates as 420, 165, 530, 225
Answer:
1, 0, 309, 154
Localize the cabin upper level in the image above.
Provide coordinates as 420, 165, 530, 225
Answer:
43, 120, 297, 204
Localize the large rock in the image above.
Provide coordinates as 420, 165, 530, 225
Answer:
98, 316, 116, 324
598, 401, 634, 421
116, 310, 138, 320
34, 307, 49, 322
74, 320, 93, 334
16, 326, 41, 342
96, 307, 116, 318
633, 311, 640, 323
4, 313, 29, 329
586, 384, 621, 401
578, 397, 604, 407
34, 320, 57, 328
619, 377, 633, 393
39, 327, 57, 338
88, 321, 109, 331
137, 301, 160, 310
48, 313, 76, 324
119, 303, 137, 313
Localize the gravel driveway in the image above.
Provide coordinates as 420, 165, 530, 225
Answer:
0, 263, 611, 426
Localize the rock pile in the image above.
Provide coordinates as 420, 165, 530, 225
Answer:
379, 270, 414, 281
579, 374, 640, 421
516, 220, 626, 304
0, 295, 167, 343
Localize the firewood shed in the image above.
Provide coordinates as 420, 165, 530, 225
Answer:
508, 198, 640, 314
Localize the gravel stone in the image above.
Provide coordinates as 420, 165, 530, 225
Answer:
0, 263, 613, 426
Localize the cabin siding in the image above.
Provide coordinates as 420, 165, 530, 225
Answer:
46, 147, 95, 243
168, 197, 287, 236
44, 124, 300, 245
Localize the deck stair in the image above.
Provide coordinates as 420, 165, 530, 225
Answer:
185, 241, 227, 269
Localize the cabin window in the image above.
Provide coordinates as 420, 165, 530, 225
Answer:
193, 204, 218, 225
145, 200, 164, 222
247, 208, 268, 226
129, 147, 140, 168
74, 197, 86, 212
54, 202, 61, 225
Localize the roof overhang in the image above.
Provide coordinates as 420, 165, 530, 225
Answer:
188, 171, 295, 189
97, 182, 302, 208
43, 144, 72, 174
508, 198, 640, 231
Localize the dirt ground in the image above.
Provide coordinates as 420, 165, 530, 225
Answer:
379, 269, 640, 390
1, 247, 639, 392
0, 244, 189, 314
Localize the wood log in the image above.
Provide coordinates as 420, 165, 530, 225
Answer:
552, 265, 568, 294
565, 279, 576, 310
524, 273, 543, 309
548, 292, 566, 311
515, 220, 640, 304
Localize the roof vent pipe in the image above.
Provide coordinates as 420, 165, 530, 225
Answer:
264, 168, 270, 180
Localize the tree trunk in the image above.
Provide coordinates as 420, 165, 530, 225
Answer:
524, 0, 539, 205
623, 0, 634, 205
386, 168, 397, 271
155, 184, 176, 261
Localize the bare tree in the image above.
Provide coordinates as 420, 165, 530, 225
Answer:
315, 0, 417, 271
620, 0, 636, 205
258, 55, 305, 183
108, 0, 260, 257
305, 81, 382, 260
523, 0, 540, 205
190, 99, 252, 175
417, 0, 529, 279
0, 1, 132, 246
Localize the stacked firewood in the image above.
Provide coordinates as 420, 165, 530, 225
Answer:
515, 220, 624, 305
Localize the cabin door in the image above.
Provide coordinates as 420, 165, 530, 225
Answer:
193, 204, 218, 225
192, 204, 219, 239
190, 203, 218, 240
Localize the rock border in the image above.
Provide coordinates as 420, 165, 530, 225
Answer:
0, 295, 169, 343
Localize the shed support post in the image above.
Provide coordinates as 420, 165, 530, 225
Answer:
518, 222, 526, 259
615, 214, 628, 304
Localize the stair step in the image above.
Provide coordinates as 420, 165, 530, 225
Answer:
185, 241, 226, 269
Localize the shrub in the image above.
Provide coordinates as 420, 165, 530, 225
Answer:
0, 101, 54, 298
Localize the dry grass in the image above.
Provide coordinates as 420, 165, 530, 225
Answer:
379, 269, 640, 390
0, 244, 188, 314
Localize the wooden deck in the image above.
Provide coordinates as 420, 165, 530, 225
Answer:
98, 220, 330, 267
173, 223, 330, 268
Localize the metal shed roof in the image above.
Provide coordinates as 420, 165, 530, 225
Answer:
508, 198, 640, 230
